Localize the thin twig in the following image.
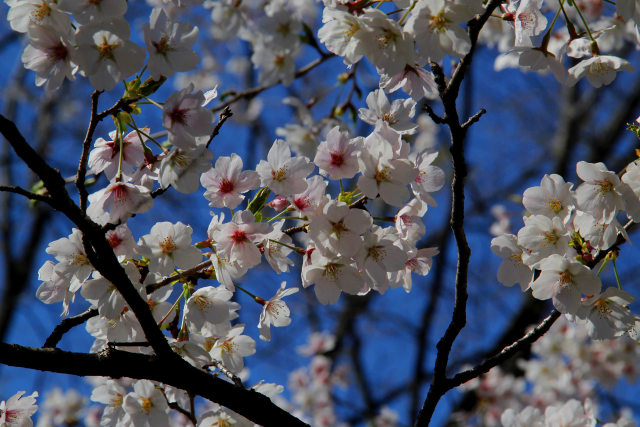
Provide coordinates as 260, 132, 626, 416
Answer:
423, 104, 446, 124
0, 185, 50, 203
205, 361, 245, 388
448, 310, 561, 388
206, 106, 233, 148
107, 341, 151, 348
461, 108, 487, 129
43, 308, 98, 348
145, 260, 213, 294
76, 91, 102, 213
212, 55, 333, 113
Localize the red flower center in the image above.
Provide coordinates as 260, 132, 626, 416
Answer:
330, 152, 344, 167
219, 178, 235, 194
231, 230, 247, 243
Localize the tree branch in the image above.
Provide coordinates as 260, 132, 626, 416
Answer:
43, 308, 99, 348
0, 342, 308, 427
448, 310, 561, 388
76, 90, 101, 213
212, 55, 334, 113
0, 185, 50, 203
414, 1, 503, 425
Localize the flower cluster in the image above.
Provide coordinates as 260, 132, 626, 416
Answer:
492, 159, 640, 340
457, 317, 640, 426
9, 0, 640, 425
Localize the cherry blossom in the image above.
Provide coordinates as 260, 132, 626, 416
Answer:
90, 380, 127, 427
201, 153, 260, 209
123, 380, 170, 427
162, 84, 214, 150
74, 18, 145, 91
529, 254, 602, 314
210, 325, 256, 373
7, 0, 70, 34
81, 262, 144, 319
21, 24, 77, 91
0, 391, 38, 427
313, 126, 362, 180
358, 89, 417, 135
184, 285, 239, 336
522, 173, 575, 223
404, 0, 480, 62
576, 287, 635, 340
144, 7, 200, 79
86, 181, 154, 225
257, 281, 299, 341
357, 129, 418, 206
490, 234, 533, 291
88, 129, 146, 181
58, 0, 127, 24
568, 55, 634, 88
211, 210, 272, 269
138, 221, 203, 275
308, 200, 372, 257
301, 249, 364, 305
256, 139, 314, 196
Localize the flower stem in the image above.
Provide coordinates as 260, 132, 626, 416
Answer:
613, 260, 622, 290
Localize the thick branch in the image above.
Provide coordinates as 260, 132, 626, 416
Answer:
0, 343, 308, 427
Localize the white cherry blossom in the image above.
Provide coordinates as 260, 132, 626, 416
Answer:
358, 89, 417, 135
257, 281, 299, 341
81, 262, 144, 319
86, 181, 153, 225
211, 210, 272, 269
210, 325, 256, 373
308, 200, 372, 257
256, 139, 314, 196
138, 221, 203, 275
313, 127, 362, 180
21, 24, 77, 91
201, 153, 260, 209
74, 18, 145, 91
529, 254, 602, 314
144, 8, 200, 79
123, 380, 169, 427
88, 129, 146, 181
162, 85, 214, 150
301, 249, 364, 305
491, 234, 534, 291
0, 391, 38, 427
577, 287, 635, 340
58, 0, 127, 24
568, 55, 634, 88
184, 286, 239, 336
522, 173, 575, 223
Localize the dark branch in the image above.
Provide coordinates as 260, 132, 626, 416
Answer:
0, 185, 50, 203
448, 310, 561, 388
415, 1, 504, 425
206, 106, 233, 149
212, 55, 334, 113
76, 90, 102, 213
461, 108, 487, 130
43, 308, 98, 348
0, 343, 308, 427
145, 260, 212, 294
